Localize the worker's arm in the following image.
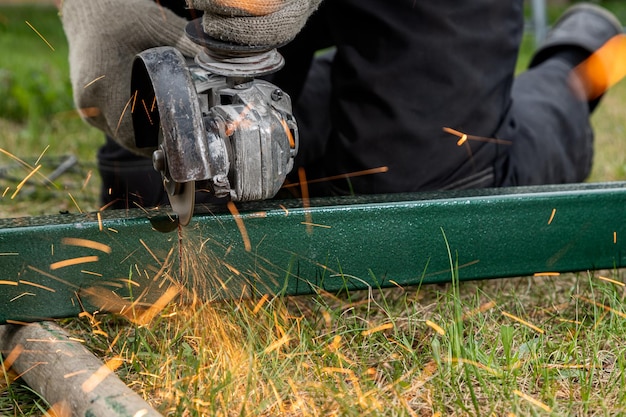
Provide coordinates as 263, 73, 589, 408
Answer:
60, 0, 200, 156
60, 0, 321, 155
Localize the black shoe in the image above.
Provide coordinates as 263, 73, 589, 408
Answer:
530, 3, 623, 69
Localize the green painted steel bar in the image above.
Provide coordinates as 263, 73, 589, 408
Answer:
1, 182, 626, 323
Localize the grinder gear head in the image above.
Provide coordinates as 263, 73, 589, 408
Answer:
131, 23, 298, 226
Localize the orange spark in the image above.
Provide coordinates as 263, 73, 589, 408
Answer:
513, 389, 552, 412
597, 275, 625, 287
11, 164, 41, 199
361, 322, 393, 336
81, 270, 103, 277
425, 320, 445, 336
34, 145, 50, 166
442, 127, 512, 145
20, 279, 57, 292
283, 166, 389, 189
83, 75, 105, 89
462, 300, 497, 320
115, 94, 134, 135
50, 256, 99, 270
82, 170, 93, 190
280, 118, 296, 148
533, 272, 560, 277
140, 239, 162, 265
133, 285, 181, 326
141, 99, 153, 125
300, 221, 331, 229
45, 401, 72, 417
502, 311, 544, 334
298, 167, 313, 234
548, 208, 556, 225
0, 148, 32, 169
10, 293, 35, 302
576, 295, 626, 319
68, 193, 82, 213
3, 344, 24, 370
445, 357, 500, 376
81, 355, 124, 393
263, 334, 291, 354
25, 20, 54, 51
614, 231, 618, 244
61, 237, 112, 254
252, 294, 270, 314
79, 107, 101, 119
227, 201, 252, 252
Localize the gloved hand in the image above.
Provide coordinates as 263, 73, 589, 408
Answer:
189, 0, 323, 46
61, 0, 202, 156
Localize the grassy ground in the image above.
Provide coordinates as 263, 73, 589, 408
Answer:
2, 2, 626, 416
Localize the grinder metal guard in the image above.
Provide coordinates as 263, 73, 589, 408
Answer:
131, 19, 298, 226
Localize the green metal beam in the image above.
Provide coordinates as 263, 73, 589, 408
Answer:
1, 182, 626, 323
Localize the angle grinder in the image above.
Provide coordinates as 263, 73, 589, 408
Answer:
131, 19, 298, 226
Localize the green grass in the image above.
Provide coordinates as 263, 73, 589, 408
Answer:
3, 2, 626, 416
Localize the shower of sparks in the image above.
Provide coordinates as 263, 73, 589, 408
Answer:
25, 20, 55, 51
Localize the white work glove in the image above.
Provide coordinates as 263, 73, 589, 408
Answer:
189, 0, 323, 46
61, 0, 202, 156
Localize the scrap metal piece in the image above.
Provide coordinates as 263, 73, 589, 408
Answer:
0, 321, 163, 417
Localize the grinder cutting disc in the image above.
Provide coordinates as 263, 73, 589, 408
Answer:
168, 181, 195, 226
